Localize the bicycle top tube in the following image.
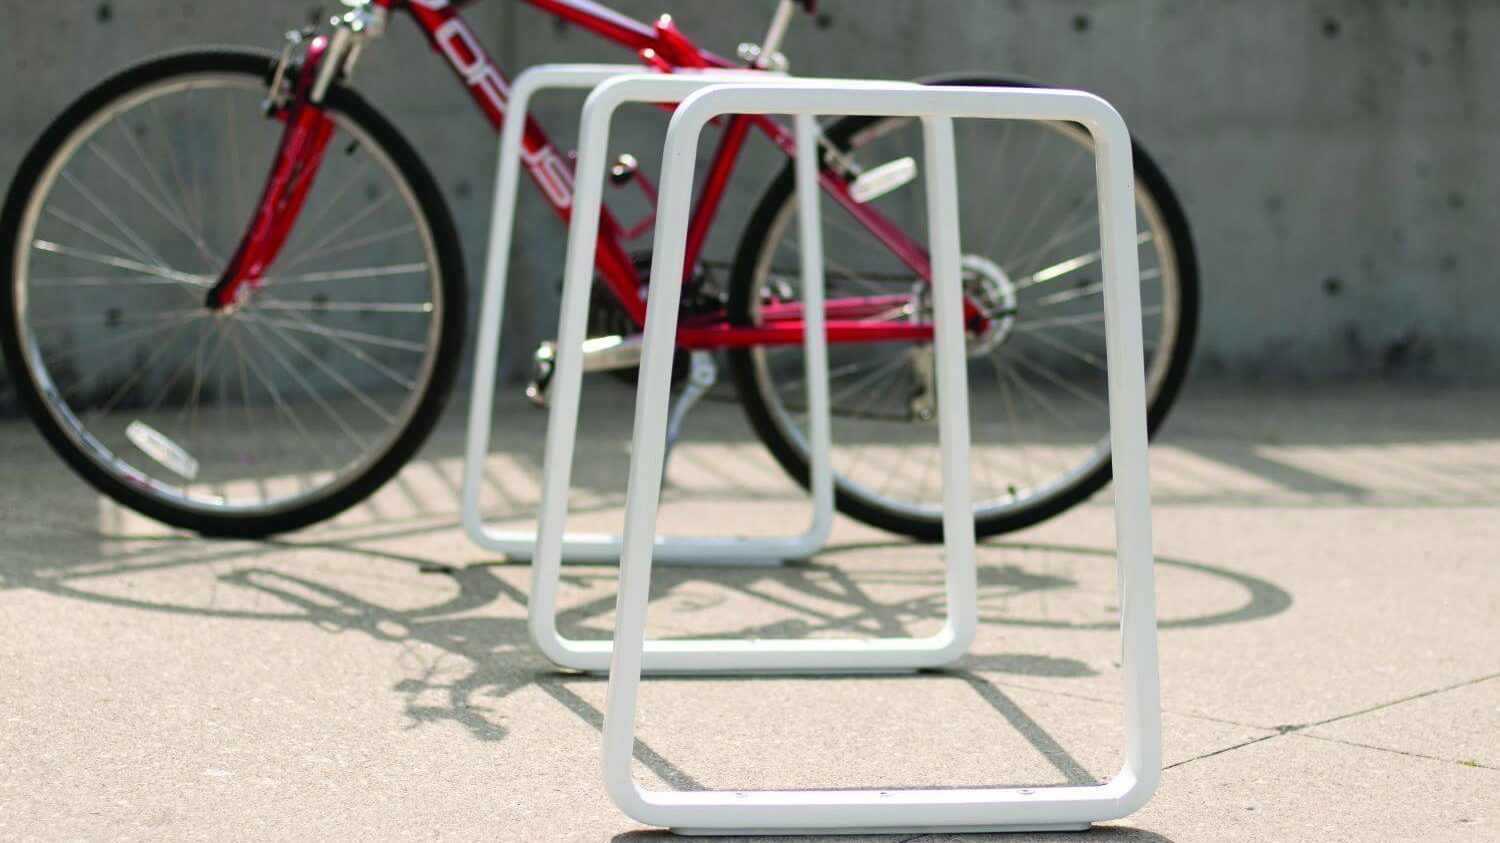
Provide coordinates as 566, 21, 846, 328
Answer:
383, 0, 953, 342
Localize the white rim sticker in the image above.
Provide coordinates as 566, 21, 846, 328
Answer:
126, 420, 200, 481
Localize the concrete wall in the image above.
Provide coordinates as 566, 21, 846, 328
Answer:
3, 0, 1499, 394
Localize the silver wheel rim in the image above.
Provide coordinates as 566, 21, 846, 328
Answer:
747, 117, 1182, 522
13, 71, 444, 518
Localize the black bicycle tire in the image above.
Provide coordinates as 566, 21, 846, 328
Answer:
725, 73, 1200, 541
0, 48, 467, 537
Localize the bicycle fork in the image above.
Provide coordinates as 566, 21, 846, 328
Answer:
205, 2, 386, 312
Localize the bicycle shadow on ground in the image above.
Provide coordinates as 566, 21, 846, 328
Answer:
0, 528, 1290, 796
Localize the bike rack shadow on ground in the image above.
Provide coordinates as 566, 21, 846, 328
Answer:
594, 79, 1161, 835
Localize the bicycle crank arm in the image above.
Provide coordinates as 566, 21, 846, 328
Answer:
525, 335, 644, 408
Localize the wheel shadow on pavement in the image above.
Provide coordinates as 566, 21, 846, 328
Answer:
0, 532, 1286, 836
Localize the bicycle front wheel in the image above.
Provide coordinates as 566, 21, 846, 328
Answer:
0, 49, 465, 536
728, 75, 1198, 540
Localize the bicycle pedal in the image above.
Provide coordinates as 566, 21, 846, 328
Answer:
609, 153, 639, 185
526, 343, 556, 408
849, 156, 917, 204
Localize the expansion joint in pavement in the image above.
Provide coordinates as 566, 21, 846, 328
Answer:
1296, 732, 1499, 772
1165, 671, 1500, 772
1294, 670, 1500, 732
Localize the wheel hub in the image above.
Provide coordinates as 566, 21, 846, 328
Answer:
960, 254, 1017, 357
915, 255, 1018, 356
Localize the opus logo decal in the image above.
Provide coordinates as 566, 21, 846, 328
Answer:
414, 0, 574, 207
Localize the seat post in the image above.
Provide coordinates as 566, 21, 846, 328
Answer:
754, 0, 796, 68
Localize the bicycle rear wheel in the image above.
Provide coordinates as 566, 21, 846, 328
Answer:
0, 49, 465, 536
728, 75, 1198, 540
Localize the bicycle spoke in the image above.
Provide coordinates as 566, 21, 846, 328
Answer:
782, 232, 895, 298
994, 358, 1035, 490
148, 99, 193, 210
252, 298, 433, 314
835, 354, 918, 484
151, 96, 213, 262
1032, 282, 1103, 308
88, 141, 220, 268
227, 92, 246, 219
233, 320, 339, 470
278, 222, 417, 271
827, 352, 910, 407
228, 323, 264, 490
178, 92, 210, 243
973, 120, 1014, 227
28, 308, 204, 329
241, 318, 372, 450
1002, 153, 1088, 271
1032, 268, 1162, 309
973, 429, 1006, 506
277, 157, 376, 264
15, 75, 445, 515
255, 316, 397, 425
236, 312, 427, 353
1017, 231, 1153, 291
1009, 352, 1108, 412
60, 170, 171, 269
1002, 364, 1074, 475
875, 418, 921, 497
1020, 328, 1108, 371
747, 114, 1185, 527
911, 429, 942, 506
117, 117, 194, 237
43, 207, 158, 269
39, 311, 202, 364
1016, 305, 1163, 333
212, 339, 232, 497
823, 205, 901, 258
172, 325, 230, 441
773, 358, 873, 397
82, 314, 204, 412
32, 239, 210, 287
30, 274, 194, 289
143, 320, 213, 415
278, 308, 418, 391
280, 190, 393, 267
983, 128, 1050, 258
1044, 316, 1164, 357
258, 261, 429, 286
1004, 194, 1097, 279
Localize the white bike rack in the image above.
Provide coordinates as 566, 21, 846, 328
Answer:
526, 72, 964, 674
600, 81, 1162, 834
461, 64, 834, 567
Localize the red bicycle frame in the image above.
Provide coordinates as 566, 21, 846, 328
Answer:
213, 0, 975, 348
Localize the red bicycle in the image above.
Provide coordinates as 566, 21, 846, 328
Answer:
0, 0, 1198, 537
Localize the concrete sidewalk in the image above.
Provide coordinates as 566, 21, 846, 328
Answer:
0, 382, 1496, 841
